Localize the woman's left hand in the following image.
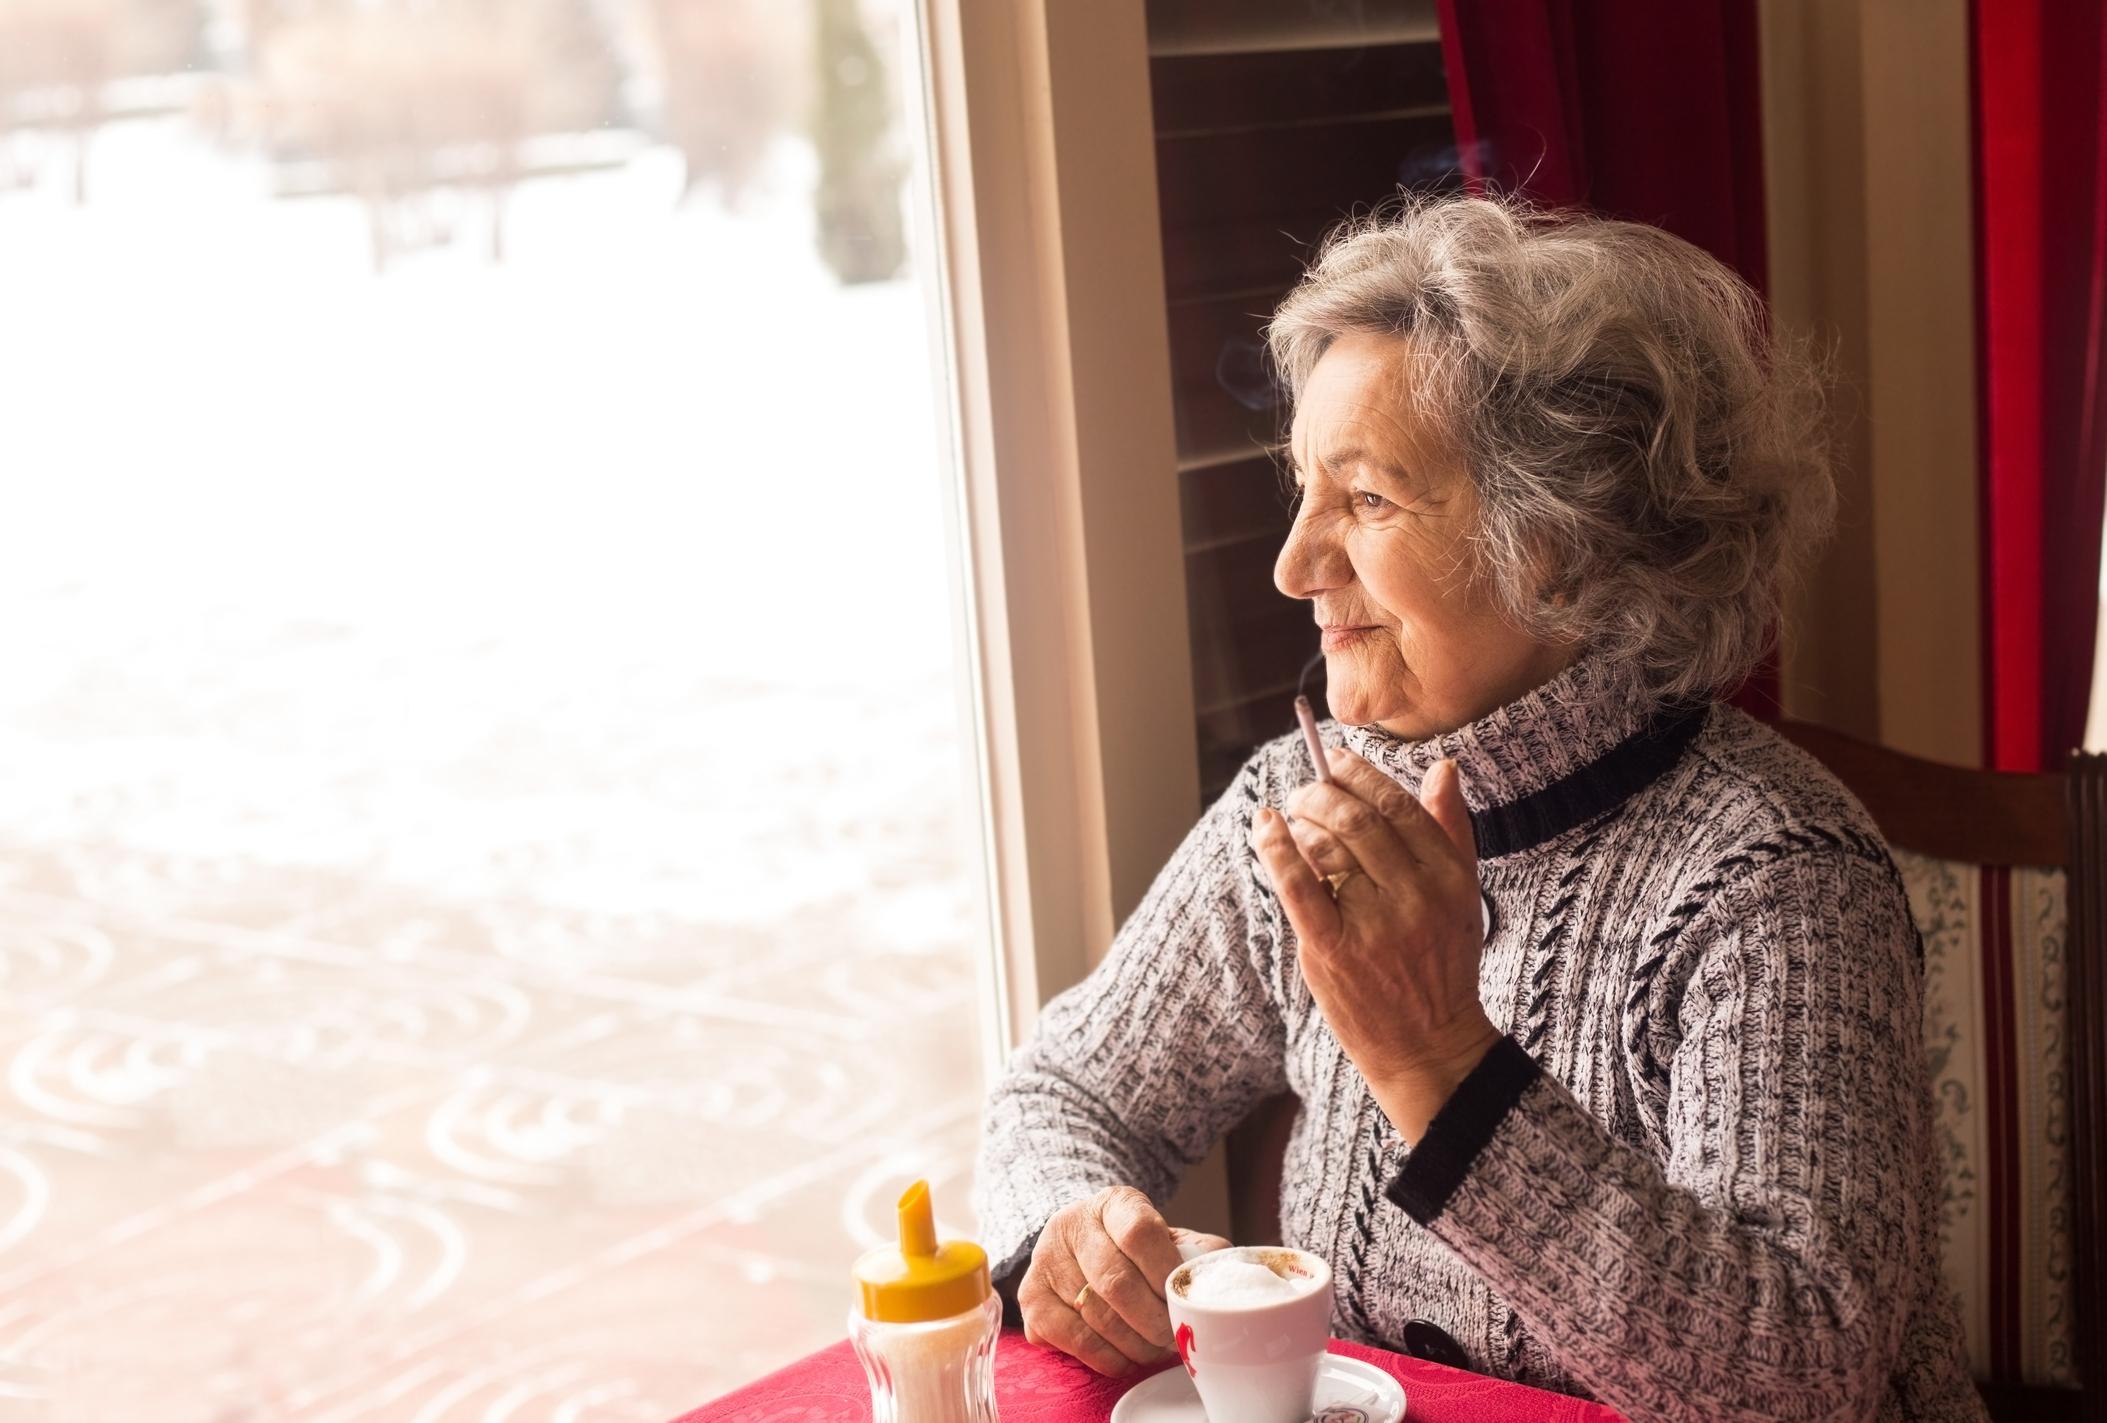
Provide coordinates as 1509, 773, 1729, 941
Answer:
1250, 747, 1502, 1141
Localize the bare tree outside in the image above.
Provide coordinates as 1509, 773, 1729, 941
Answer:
812, 0, 905, 284
253, 0, 619, 271
0, 0, 202, 201
640, 0, 807, 211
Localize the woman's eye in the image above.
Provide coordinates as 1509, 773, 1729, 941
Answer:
1356, 490, 1390, 511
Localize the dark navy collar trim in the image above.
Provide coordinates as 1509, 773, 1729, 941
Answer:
1467, 704, 1710, 860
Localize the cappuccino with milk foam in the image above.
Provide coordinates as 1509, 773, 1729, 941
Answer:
1171, 1248, 1323, 1309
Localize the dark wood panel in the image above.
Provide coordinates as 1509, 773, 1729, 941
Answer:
1190, 551, 1334, 798
1147, 0, 1436, 59
1190, 601, 1310, 713
1175, 403, 1279, 469
1155, 112, 1459, 232
1151, 3, 1455, 810
1167, 292, 1287, 462
1160, 169, 1465, 301
1179, 453, 1293, 551
1183, 458, 1311, 727
1199, 691, 1288, 800
1198, 678, 1335, 803
1168, 292, 1281, 394
1187, 531, 1300, 630
1160, 207, 1343, 304
1160, 163, 1467, 304
1150, 42, 1447, 136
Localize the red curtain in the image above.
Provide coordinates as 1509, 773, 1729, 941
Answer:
1971, 0, 2107, 772
1432, 0, 1776, 710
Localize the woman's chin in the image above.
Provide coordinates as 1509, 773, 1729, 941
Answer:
1330, 689, 1441, 739
1320, 684, 1396, 730
1323, 649, 1425, 731
1322, 647, 1404, 711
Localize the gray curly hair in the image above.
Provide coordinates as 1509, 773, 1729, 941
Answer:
1264, 191, 1837, 703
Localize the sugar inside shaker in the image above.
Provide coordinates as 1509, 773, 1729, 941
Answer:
849, 1179, 1001, 1423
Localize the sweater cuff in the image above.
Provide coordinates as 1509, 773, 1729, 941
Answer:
990, 1230, 1039, 1328
1385, 1036, 1542, 1224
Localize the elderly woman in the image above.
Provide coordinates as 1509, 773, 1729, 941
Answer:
970, 193, 1984, 1422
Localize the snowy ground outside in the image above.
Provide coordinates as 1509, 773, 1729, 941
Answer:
0, 111, 990, 1419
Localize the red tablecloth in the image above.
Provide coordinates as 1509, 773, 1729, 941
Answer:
680, 1328, 1628, 1423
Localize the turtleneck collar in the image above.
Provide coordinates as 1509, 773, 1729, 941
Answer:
1336, 655, 1709, 860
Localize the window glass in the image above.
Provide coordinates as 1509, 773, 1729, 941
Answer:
0, 0, 992, 1412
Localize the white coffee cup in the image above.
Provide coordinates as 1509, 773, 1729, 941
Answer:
1164, 1245, 1333, 1423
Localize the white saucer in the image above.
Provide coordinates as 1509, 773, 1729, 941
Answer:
1109, 1355, 1406, 1423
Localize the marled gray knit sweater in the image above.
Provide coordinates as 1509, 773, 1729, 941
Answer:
972, 657, 1985, 1423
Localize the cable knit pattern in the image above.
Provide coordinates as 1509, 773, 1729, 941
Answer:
971, 658, 1983, 1422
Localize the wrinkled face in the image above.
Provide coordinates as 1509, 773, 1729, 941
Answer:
1274, 331, 1573, 739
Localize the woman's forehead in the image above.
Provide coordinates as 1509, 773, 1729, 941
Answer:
1292, 335, 1440, 471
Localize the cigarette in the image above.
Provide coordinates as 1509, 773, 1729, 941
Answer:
1294, 695, 1333, 785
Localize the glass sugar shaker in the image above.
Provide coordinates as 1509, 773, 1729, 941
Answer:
848, 1179, 1001, 1423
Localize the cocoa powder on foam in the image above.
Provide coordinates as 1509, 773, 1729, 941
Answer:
1170, 1248, 1321, 1305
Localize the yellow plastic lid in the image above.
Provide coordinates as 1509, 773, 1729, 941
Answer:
851, 1179, 990, 1324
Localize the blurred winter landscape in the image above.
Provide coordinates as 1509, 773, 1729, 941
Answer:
0, 1, 989, 1417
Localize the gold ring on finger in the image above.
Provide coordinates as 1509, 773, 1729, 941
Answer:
1326, 869, 1360, 898
1073, 1282, 1092, 1313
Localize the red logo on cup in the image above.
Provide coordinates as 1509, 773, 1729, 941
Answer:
1174, 1322, 1196, 1376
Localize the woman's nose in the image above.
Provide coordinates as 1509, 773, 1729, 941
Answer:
1274, 504, 1346, 601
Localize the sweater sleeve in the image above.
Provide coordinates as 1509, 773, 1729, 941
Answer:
972, 761, 1292, 1288
1385, 847, 1939, 1423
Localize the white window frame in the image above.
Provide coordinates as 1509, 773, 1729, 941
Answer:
908, 0, 1202, 1073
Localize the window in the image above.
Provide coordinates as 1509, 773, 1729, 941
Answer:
0, 0, 1000, 1411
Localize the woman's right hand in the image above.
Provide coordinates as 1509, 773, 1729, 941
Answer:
1016, 1184, 1229, 1376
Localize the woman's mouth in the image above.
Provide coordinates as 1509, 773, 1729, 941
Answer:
1320, 625, 1379, 651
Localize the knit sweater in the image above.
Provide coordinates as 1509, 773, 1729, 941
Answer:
971, 657, 1985, 1423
